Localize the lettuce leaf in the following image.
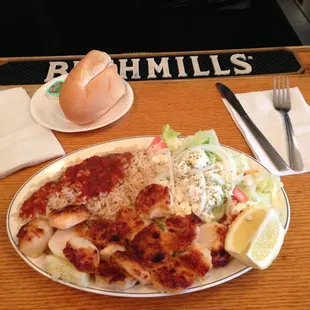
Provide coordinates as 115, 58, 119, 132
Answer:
173, 129, 220, 156
238, 173, 283, 208
162, 124, 181, 151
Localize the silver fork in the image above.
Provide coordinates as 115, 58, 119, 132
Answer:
273, 76, 304, 171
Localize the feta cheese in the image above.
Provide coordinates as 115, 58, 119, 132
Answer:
152, 153, 168, 164
174, 201, 192, 215
184, 149, 210, 169
230, 202, 247, 215
188, 185, 203, 202
209, 172, 225, 186
175, 160, 189, 177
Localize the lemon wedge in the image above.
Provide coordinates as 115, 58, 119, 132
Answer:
225, 205, 285, 270
245, 207, 285, 270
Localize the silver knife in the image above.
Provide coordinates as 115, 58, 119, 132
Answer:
216, 82, 289, 172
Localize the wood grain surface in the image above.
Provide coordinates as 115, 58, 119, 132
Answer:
1, 48, 310, 310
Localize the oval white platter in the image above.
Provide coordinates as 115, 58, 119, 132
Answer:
6, 136, 290, 298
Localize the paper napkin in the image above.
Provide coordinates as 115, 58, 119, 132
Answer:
221, 87, 310, 176
0, 87, 65, 179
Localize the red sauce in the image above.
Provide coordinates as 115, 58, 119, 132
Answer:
19, 181, 60, 219
60, 153, 132, 198
19, 153, 133, 220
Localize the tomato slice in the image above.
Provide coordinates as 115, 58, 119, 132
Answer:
232, 187, 248, 203
147, 136, 167, 152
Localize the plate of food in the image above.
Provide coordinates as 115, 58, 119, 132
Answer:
6, 124, 290, 297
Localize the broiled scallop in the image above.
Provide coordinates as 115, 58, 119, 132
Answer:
95, 260, 137, 291
87, 219, 127, 250
165, 213, 203, 252
198, 222, 230, 267
48, 227, 77, 259
111, 250, 151, 285
63, 236, 100, 273
179, 244, 212, 279
47, 204, 90, 229
150, 256, 196, 293
17, 218, 54, 258
115, 206, 147, 240
131, 223, 172, 266
100, 242, 126, 262
135, 184, 173, 219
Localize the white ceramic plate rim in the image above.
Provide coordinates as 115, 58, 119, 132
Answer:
30, 74, 134, 133
6, 136, 290, 298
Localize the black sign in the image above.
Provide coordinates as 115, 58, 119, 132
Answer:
0, 49, 304, 85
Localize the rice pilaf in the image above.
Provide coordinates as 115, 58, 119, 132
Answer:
46, 146, 169, 220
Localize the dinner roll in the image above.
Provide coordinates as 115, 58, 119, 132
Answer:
59, 50, 126, 125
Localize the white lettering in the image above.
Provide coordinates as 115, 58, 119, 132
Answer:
230, 54, 252, 75
73, 60, 80, 67
119, 59, 141, 80
44, 61, 69, 82
175, 56, 188, 77
209, 55, 231, 76
190, 56, 210, 76
147, 57, 172, 79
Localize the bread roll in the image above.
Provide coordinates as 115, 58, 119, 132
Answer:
59, 50, 126, 125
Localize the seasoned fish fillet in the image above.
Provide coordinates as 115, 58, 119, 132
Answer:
150, 256, 196, 293
165, 213, 203, 252
111, 250, 151, 284
115, 206, 146, 240
180, 244, 212, 279
100, 242, 126, 262
48, 226, 77, 259
95, 261, 137, 291
135, 184, 173, 219
198, 222, 230, 267
47, 204, 90, 229
131, 223, 172, 266
87, 219, 129, 250
63, 236, 100, 273
17, 218, 54, 258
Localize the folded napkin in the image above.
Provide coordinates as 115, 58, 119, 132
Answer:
0, 87, 65, 179
222, 87, 310, 176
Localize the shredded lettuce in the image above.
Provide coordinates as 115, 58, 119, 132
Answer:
173, 129, 220, 156
162, 124, 181, 151
162, 124, 220, 155
205, 151, 222, 164
237, 172, 283, 208
212, 202, 227, 222
234, 153, 250, 175
256, 173, 283, 195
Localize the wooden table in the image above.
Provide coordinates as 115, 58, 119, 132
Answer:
1, 47, 310, 310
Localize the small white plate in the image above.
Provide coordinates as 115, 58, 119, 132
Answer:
30, 74, 134, 133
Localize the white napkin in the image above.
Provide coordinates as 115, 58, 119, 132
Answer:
222, 87, 310, 176
0, 87, 65, 179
